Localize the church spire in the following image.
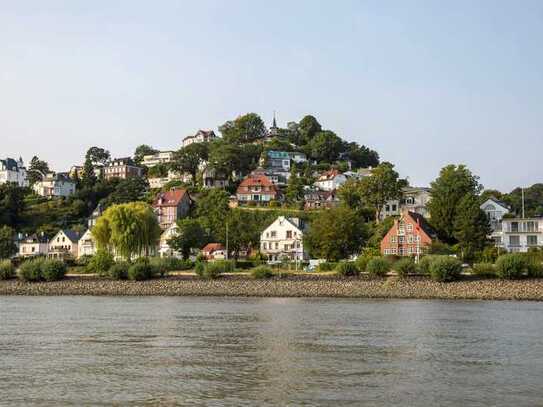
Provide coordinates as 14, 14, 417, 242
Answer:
272, 111, 277, 129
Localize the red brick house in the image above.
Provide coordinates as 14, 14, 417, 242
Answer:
153, 188, 191, 229
236, 170, 279, 205
380, 211, 437, 257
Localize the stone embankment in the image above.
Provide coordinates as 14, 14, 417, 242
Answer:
1, 274, 543, 300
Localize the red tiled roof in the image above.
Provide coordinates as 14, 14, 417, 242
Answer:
153, 189, 188, 207
318, 169, 341, 181
202, 243, 225, 253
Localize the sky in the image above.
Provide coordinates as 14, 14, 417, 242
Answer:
1, 0, 542, 192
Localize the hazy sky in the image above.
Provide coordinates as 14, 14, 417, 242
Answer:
1, 0, 542, 191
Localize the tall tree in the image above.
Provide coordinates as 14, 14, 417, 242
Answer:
27, 156, 49, 186
134, 145, 157, 164
86, 147, 110, 166
195, 188, 230, 241
286, 167, 304, 205
170, 143, 209, 185
0, 226, 17, 259
81, 157, 97, 187
337, 178, 363, 210
358, 162, 407, 222
428, 164, 483, 242
0, 183, 26, 227
167, 219, 207, 259
305, 206, 365, 261
92, 202, 161, 260
102, 177, 149, 207
297, 115, 322, 145
219, 113, 266, 144
343, 142, 380, 169
453, 194, 491, 260
307, 130, 343, 162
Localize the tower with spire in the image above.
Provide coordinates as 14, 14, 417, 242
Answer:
268, 111, 279, 138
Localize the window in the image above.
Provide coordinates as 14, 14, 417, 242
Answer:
392, 204, 397, 211
398, 236, 405, 243
509, 236, 520, 247
511, 222, 519, 232
270, 231, 277, 238
407, 224, 413, 232
262, 243, 267, 250
391, 236, 397, 243
527, 235, 538, 246
275, 242, 279, 249
407, 235, 414, 243
286, 231, 292, 239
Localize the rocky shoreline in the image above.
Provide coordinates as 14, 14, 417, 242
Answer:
1, 274, 543, 300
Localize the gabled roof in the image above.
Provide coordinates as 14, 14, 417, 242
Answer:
0, 158, 22, 171
317, 169, 342, 181
183, 130, 216, 141
59, 229, 83, 243
153, 189, 189, 207
238, 172, 277, 189
482, 197, 511, 210
202, 243, 225, 253
405, 211, 436, 238
21, 233, 49, 244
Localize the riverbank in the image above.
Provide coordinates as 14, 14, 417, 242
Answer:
1, 274, 543, 300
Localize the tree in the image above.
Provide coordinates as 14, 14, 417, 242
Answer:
134, 145, 157, 164
27, 156, 49, 185
453, 194, 491, 261
102, 177, 149, 207
305, 207, 365, 261
505, 184, 543, 217
0, 226, 17, 259
167, 219, 207, 259
92, 202, 161, 260
307, 131, 343, 162
219, 113, 266, 144
170, 143, 209, 185
81, 157, 97, 187
343, 142, 380, 169
428, 164, 483, 242
286, 167, 304, 205
358, 162, 407, 222
337, 178, 363, 210
0, 183, 26, 227
297, 115, 322, 145
86, 147, 110, 166
195, 188, 230, 240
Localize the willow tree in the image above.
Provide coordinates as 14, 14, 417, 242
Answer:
92, 202, 161, 260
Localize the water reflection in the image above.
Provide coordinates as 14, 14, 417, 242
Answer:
1, 297, 543, 406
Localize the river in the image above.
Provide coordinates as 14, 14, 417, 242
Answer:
1, 297, 542, 406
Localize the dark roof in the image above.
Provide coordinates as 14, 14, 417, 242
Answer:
22, 233, 49, 244
62, 230, 83, 242
407, 211, 437, 238
485, 197, 511, 210
0, 158, 21, 171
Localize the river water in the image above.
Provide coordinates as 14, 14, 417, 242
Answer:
1, 297, 542, 406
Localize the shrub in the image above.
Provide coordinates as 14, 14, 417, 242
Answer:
200, 262, 223, 279
317, 262, 338, 272
0, 260, 15, 280
75, 255, 93, 267
108, 262, 129, 280
149, 257, 169, 277
194, 261, 205, 277
429, 256, 462, 282
127, 263, 154, 281
162, 257, 193, 271
335, 261, 360, 277
212, 260, 236, 274
41, 259, 67, 281
251, 265, 274, 279
495, 254, 528, 280
472, 262, 496, 278
523, 253, 543, 278
17, 259, 45, 282
394, 258, 416, 278
418, 255, 441, 275
366, 257, 390, 278
86, 250, 114, 276
355, 256, 370, 274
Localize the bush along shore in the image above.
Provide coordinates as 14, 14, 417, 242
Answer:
1, 254, 543, 300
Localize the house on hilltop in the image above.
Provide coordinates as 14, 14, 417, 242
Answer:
236, 170, 280, 205
0, 157, 28, 187
104, 158, 142, 180
182, 130, 217, 147
314, 169, 347, 192
152, 188, 191, 229
33, 172, 76, 198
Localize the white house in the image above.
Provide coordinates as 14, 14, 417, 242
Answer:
182, 130, 217, 147
158, 224, 182, 258
260, 216, 307, 262
0, 157, 28, 187
33, 173, 76, 198
18, 233, 49, 258
480, 198, 510, 232
78, 229, 96, 258
314, 170, 347, 192
496, 217, 543, 253
48, 230, 82, 260
381, 187, 432, 219
141, 151, 174, 168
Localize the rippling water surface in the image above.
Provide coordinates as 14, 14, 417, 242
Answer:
1, 297, 543, 406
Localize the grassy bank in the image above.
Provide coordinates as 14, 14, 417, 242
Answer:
1, 274, 543, 300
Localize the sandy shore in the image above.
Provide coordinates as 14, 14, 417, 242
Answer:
1, 274, 543, 300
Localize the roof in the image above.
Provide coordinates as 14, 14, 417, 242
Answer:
202, 243, 225, 253
153, 189, 189, 207
183, 130, 216, 141
482, 197, 511, 210
61, 230, 83, 242
317, 169, 342, 181
406, 211, 436, 238
21, 233, 49, 244
109, 157, 137, 166
238, 173, 276, 189
0, 158, 22, 171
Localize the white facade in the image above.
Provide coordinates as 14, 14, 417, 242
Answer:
158, 224, 183, 258
33, 173, 76, 198
78, 230, 96, 258
496, 217, 543, 253
182, 130, 217, 147
48, 230, 81, 259
18, 234, 49, 258
480, 198, 510, 231
0, 158, 28, 187
141, 151, 174, 167
381, 187, 431, 219
314, 171, 347, 192
260, 216, 307, 262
